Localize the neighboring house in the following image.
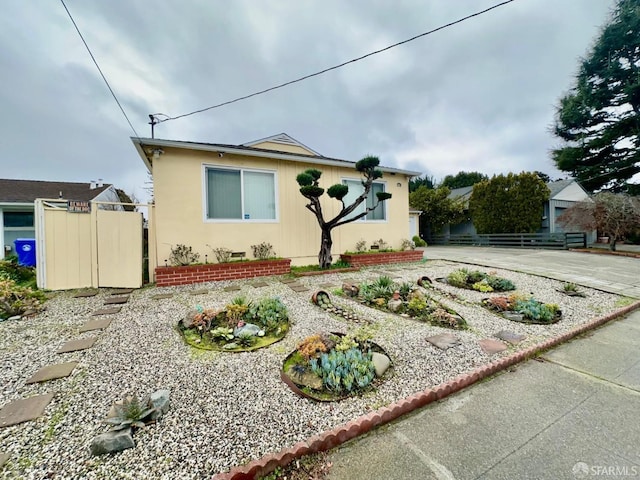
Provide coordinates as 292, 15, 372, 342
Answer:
440, 178, 595, 242
132, 133, 421, 268
541, 179, 596, 242
0, 179, 120, 259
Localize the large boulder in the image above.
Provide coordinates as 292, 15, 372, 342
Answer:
90, 428, 135, 456
371, 352, 391, 377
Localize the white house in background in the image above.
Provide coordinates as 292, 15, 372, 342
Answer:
541, 178, 596, 242
0, 179, 120, 259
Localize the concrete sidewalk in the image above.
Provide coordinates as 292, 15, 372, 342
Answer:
324, 248, 640, 480
421, 246, 640, 299
327, 310, 640, 480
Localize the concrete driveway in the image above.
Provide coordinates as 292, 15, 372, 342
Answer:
325, 247, 640, 480
421, 246, 640, 299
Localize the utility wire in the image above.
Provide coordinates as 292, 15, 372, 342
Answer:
60, 0, 140, 138
158, 0, 515, 123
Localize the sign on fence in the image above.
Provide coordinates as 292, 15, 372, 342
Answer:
67, 200, 91, 213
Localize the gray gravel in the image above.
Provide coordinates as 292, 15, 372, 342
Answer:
0, 260, 628, 478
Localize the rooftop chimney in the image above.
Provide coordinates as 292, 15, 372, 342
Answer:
90, 180, 96, 189
97, 179, 104, 188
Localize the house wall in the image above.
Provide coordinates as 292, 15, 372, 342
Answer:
152, 147, 412, 267
553, 182, 590, 202
0, 203, 35, 259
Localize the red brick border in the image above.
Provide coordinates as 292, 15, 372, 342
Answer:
293, 267, 360, 277
213, 300, 640, 479
569, 248, 640, 259
339, 250, 423, 267
155, 259, 291, 287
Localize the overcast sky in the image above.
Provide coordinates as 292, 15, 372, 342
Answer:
0, 0, 615, 201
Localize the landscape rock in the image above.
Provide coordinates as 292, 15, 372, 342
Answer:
233, 323, 262, 337
371, 352, 391, 377
182, 310, 199, 329
149, 389, 170, 416
503, 311, 525, 322
288, 369, 323, 390
90, 428, 135, 456
342, 283, 359, 297
387, 298, 403, 312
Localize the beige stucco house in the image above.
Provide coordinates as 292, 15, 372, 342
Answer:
132, 133, 420, 268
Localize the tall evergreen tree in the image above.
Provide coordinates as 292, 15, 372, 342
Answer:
469, 172, 550, 234
440, 171, 488, 190
552, 0, 640, 193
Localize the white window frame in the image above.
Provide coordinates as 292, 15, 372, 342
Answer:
341, 178, 388, 223
202, 164, 279, 223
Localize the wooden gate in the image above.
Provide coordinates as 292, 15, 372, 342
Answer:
35, 199, 143, 290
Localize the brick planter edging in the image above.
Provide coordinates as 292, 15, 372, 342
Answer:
339, 250, 424, 268
213, 300, 640, 480
155, 259, 291, 287
293, 267, 360, 277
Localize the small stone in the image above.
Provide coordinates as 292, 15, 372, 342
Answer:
342, 283, 359, 297
90, 428, 135, 456
479, 338, 508, 354
503, 312, 525, 322
182, 310, 199, 329
8, 316, 21, 321
288, 369, 323, 390
426, 333, 461, 350
371, 352, 391, 377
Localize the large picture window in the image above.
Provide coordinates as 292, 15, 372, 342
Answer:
341, 180, 386, 221
206, 167, 276, 220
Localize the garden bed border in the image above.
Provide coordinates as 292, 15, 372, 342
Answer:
155, 259, 291, 287
214, 300, 640, 480
339, 250, 423, 267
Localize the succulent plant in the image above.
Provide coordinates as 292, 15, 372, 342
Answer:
103, 394, 158, 431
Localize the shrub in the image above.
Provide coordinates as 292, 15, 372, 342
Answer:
297, 334, 328, 360
0, 258, 36, 288
207, 246, 232, 263
486, 276, 516, 292
251, 242, 275, 260
372, 238, 388, 251
169, 244, 200, 266
249, 297, 288, 332
472, 280, 494, 293
400, 239, 414, 251
0, 279, 46, 318
514, 298, 555, 323
407, 297, 428, 317
355, 239, 367, 253
447, 270, 468, 288
412, 235, 427, 247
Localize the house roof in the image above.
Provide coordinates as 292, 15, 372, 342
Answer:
242, 133, 322, 156
547, 179, 575, 198
0, 179, 112, 203
131, 137, 422, 177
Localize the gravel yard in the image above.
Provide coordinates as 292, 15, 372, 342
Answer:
0, 260, 627, 479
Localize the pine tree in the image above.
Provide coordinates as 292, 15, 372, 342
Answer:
552, 0, 640, 192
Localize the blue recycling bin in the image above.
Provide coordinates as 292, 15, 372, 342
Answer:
14, 238, 36, 267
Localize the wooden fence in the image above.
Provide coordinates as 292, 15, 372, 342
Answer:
427, 232, 587, 250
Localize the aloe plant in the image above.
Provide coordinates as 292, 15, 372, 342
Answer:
103, 394, 159, 431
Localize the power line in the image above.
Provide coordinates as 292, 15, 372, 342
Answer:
60, 0, 140, 138
157, 0, 516, 123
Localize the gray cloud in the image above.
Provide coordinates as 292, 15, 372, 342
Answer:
0, 0, 615, 200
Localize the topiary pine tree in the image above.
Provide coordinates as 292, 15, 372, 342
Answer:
296, 155, 392, 268
552, 0, 640, 193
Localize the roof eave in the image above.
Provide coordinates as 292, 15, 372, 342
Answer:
131, 137, 421, 177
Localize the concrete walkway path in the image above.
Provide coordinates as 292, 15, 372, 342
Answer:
326, 248, 640, 480
421, 246, 640, 298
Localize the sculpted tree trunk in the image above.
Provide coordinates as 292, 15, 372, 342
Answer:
296, 156, 393, 269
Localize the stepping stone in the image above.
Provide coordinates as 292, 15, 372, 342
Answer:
92, 306, 121, 316
110, 288, 134, 295
223, 286, 241, 292
289, 284, 310, 293
104, 296, 129, 305
0, 393, 55, 428
25, 362, 78, 384
251, 281, 269, 288
280, 278, 298, 284
495, 330, 527, 345
151, 294, 173, 300
79, 318, 112, 333
73, 290, 98, 298
190, 289, 208, 295
426, 333, 461, 350
319, 283, 336, 288
0, 452, 8, 469
479, 338, 508, 355
57, 337, 97, 354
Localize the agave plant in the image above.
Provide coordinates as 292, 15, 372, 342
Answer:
103, 394, 159, 431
